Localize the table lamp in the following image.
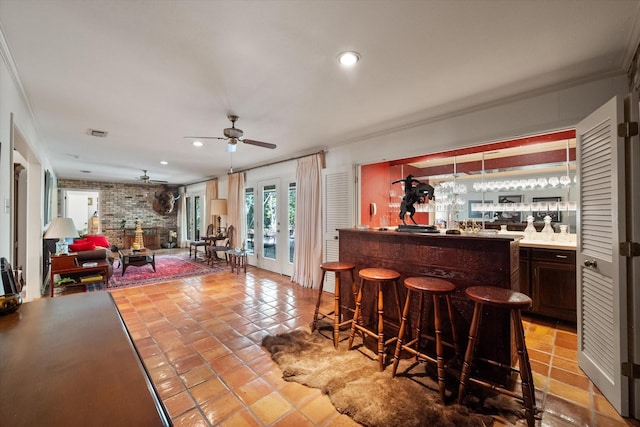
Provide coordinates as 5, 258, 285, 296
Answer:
210, 199, 227, 237
44, 217, 79, 255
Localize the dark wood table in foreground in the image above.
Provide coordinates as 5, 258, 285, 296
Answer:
0, 292, 171, 427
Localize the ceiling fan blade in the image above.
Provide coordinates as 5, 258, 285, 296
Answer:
183, 136, 227, 140
243, 139, 277, 149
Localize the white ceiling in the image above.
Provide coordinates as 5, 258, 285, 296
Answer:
1, 0, 639, 185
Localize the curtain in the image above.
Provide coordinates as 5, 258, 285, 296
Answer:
205, 179, 218, 231
227, 172, 245, 249
177, 186, 188, 248
292, 153, 323, 288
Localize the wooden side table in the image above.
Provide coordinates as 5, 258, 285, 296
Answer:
50, 254, 110, 297
226, 249, 247, 274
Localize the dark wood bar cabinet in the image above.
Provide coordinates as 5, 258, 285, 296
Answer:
338, 228, 521, 379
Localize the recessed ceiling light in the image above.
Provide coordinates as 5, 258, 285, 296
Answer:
193, 141, 203, 147
160, 160, 168, 165
338, 51, 360, 67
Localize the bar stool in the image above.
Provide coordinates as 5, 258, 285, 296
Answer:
458, 286, 536, 427
312, 262, 356, 348
391, 276, 460, 402
348, 267, 402, 371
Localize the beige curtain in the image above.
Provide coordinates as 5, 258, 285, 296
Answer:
292, 153, 323, 288
227, 172, 245, 249
205, 179, 218, 230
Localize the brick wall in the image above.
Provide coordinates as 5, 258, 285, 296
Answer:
57, 179, 179, 250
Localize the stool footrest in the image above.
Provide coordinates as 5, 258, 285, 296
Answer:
467, 376, 533, 403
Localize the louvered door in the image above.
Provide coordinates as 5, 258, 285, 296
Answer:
576, 95, 629, 415
322, 167, 353, 292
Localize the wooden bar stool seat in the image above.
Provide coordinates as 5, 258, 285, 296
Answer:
348, 267, 402, 371
458, 286, 537, 427
312, 262, 356, 348
392, 276, 460, 403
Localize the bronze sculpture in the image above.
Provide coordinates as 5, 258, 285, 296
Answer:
392, 175, 435, 225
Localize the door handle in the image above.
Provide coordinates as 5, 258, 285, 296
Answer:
584, 260, 598, 268
334, 236, 339, 240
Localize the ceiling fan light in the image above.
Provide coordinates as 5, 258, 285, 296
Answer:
192, 141, 203, 147
338, 51, 360, 66
226, 142, 237, 152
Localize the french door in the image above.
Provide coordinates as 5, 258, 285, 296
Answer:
245, 178, 295, 275
185, 192, 204, 242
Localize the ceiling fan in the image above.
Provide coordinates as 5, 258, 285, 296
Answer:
136, 170, 167, 184
185, 114, 277, 152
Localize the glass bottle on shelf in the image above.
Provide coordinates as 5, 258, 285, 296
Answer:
541, 215, 554, 240
524, 215, 536, 239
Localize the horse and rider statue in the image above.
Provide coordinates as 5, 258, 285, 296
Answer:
392, 174, 435, 225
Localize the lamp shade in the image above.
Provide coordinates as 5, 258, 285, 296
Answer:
44, 217, 79, 239
210, 199, 227, 216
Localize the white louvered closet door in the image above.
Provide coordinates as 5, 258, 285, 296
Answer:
322, 167, 353, 293
576, 95, 629, 415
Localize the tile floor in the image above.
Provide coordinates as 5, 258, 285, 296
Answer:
110, 265, 640, 427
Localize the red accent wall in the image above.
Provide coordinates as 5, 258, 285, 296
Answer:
361, 163, 432, 227
360, 162, 390, 227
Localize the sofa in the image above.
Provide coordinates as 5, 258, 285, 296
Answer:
69, 235, 115, 278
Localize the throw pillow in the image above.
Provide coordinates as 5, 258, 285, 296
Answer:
85, 235, 110, 249
69, 241, 96, 252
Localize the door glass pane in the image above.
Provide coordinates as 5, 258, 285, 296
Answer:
288, 182, 296, 263
245, 187, 255, 254
194, 196, 201, 240
186, 196, 192, 240
263, 184, 277, 259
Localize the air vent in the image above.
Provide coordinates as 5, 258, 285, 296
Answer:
87, 129, 108, 138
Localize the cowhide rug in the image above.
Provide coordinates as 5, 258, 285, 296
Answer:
262, 320, 525, 427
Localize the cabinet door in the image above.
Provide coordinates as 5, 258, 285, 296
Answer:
519, 248, 531, 297
532, 259, 576, 322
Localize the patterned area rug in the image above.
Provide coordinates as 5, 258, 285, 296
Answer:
108, 252, 225, 290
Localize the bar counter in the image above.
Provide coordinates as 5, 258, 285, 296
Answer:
338, 228, 521, 373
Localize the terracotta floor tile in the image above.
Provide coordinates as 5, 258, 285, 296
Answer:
148, 363, 178, 384
272, 410, 316, 427
547, 379, 592, 408
156, 375, 187, 400
324, 413, 362, 427
172, 408, 209, 427
235, 377, 275, 405
163, 390, 196, 418
250, 392, 293, 425
200, 392, 245, 425
220, 364, 258, 389
279, 381, 321, 408
173, 353, 206, 375
216, 408, 261, 427
551, 356, 584, 374
180, 364, 215, 388
112, 259, 633, 427
549, 367, 591, 389
190, 376, 229, 405
553, 345, 578, 362
298, 393, 340, 425
209, 353, 244, 374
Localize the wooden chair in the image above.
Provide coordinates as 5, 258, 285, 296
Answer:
207, 225, 234, 264
189, 224, 214, 259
